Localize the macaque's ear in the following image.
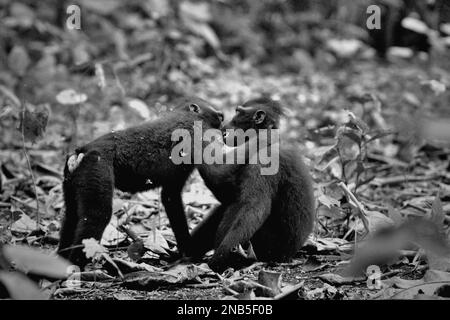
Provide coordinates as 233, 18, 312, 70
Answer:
253, 110, 266, 124
189, 103, 200, 113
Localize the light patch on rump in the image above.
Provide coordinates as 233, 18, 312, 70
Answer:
67, 153, 85, 173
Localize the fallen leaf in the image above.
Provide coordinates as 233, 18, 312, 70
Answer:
257, 270, 282, 296
19, 103, 50, 143
128, 99, 151, 120
2, 245, 71, 279
143, 228, 170, 255
82, 238, 108, 259
10, 213, 37, 233
8, 46, 30, 76
56, 89, 87, 105
0, 271, 47, 300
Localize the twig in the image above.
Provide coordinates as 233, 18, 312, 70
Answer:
404, 205, 427, 213
222, 286, 239, 296
399, 250, 420, 258
106, 246, 129, 252
20, 103, 40, 228
336, 148, 348, 186
240, 262, 265, 273
371, 174, 438, 187
366, 153, 408, 168
113, 52, 153, 71
343, 226, 355, 241
57, 244, 84, 254
0, 84, 20, 108
117, 225, 140, 242
112, 67, 126, 99
9, 195, 42, 211
338, 182, 369, 233
380, 269, 401, 279
185, 282, 221, 289
124, 199, 159, 209
274, 281, 304, 300
101, 252, 124, 279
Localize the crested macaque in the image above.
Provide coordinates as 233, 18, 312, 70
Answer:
368, 0, 441, 58
190, 98, 315, 272
58, 97, 225, 267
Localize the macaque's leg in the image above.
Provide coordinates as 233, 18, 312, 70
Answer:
161, 177, 192, 256
209, 196, 271, 272
189, 204, 226, 258
58, 179, 78, 259
63, 152, 114, 267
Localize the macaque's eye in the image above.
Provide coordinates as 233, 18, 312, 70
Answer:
218, 112, 224, 122
189, 104, 200, 113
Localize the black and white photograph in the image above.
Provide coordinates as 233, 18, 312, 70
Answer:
0, 0, 450, 307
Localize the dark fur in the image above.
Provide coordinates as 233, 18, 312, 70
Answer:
58, 97, 223, 266
190, 98, 315, 271
228, 97, 284, 130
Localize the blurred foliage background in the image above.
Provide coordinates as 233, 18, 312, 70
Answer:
1, 0, 450, 300
0, 0, 449, 148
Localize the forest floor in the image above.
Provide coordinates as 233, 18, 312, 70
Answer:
1, 1, 450, 300
3, 54, 450, 300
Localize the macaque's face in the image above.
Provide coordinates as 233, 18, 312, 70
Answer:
175, 97, 224, 129
224, 105, 267, 131
221, 105, 260, 146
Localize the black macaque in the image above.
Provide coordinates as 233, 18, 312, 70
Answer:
190, 98, 315, 272
58, 97, 224, 267
368, 0, 442, 58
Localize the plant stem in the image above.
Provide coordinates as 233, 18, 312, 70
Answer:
21, 104, 40, 228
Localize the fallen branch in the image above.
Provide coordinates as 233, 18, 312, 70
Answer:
371, 174, 438, 187
274, 281, 305, 300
